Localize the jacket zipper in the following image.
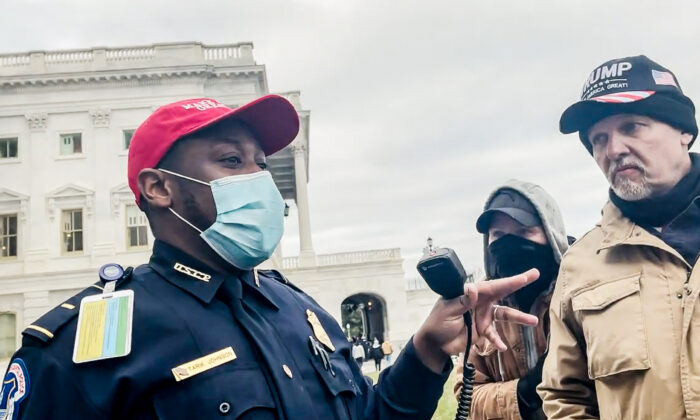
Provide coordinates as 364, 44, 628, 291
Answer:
521, 325, 538, 370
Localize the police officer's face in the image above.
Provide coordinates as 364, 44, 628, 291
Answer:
166, 122, 267, 230
487, 213, 547, 245
587, 114, 693, 200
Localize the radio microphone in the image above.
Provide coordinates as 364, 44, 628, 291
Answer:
416, 238, 475, 420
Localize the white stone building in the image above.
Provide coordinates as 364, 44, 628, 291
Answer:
0, 42, 438, 372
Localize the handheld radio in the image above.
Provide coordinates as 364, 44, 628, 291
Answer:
416, 238, 475, 420
416, 243, 469, 299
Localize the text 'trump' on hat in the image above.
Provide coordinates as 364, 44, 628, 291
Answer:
127, 95, 299, 206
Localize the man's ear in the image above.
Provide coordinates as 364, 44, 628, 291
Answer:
680, 132, 694, 147
138, 169, 173, 209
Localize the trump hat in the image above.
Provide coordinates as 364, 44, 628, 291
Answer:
127, 95, 299, 205
559, 55, 697, 153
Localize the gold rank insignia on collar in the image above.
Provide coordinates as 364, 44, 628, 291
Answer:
306, 309, 335, 352
173, 263, 211, 282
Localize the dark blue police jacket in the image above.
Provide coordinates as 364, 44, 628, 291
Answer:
2, 240, 450, 419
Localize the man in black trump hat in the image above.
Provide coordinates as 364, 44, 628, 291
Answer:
539, 55, 700, 419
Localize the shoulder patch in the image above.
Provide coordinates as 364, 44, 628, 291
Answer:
22, 267, 134, 345
0, 358, 30, 420
257, 269, 303, 292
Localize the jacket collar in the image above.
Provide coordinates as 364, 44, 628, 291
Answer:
598, 201, 690, 267
239, 269, 279, 310
148, 240, 279, 309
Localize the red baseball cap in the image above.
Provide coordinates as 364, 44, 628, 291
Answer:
128, 95, 299, 205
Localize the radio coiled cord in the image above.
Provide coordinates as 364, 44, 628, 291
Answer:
455, 312, 475, 420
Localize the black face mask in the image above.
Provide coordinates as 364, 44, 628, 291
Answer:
487, 234, 558, 308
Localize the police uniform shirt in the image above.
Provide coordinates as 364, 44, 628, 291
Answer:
2, 240, 450, 419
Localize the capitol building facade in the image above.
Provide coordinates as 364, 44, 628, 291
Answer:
0, 42, 439, 372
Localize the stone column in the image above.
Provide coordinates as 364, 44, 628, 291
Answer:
23, 113, 49, 272
89, 108, 115, 260
292, 144, 316, 266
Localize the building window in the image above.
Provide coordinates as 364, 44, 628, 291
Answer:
123, 130, 135, 150
61, 209, 83, 253
0, 137, 18, 159
0, 214, 17, 258
125, 205, 148, 249
0, 313, 16, 359
59, 133, 82, 155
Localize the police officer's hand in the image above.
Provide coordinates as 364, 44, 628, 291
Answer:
413, 269, 540, 373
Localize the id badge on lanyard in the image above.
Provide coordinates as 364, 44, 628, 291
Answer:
72, 285, 134, 364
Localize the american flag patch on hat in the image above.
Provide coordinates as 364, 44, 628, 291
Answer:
591, 90, 655, 103
651, 69, 678, 87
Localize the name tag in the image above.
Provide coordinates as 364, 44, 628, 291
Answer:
171, 347, 237, 382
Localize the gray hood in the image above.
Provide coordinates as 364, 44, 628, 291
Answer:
481, 179, 569, 276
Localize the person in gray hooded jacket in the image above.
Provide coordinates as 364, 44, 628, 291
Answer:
454, 179, 571, 420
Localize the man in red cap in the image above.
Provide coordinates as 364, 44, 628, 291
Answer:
2, 95, 539, 419
539, 56, 700, 419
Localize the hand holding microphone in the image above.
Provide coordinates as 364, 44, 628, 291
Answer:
412, 242, 539, 420
412, 243, 539, 372
413, 266, 540, 371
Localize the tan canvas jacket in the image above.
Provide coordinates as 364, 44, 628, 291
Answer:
454, 293, 550, 420
539, 201, 700, 419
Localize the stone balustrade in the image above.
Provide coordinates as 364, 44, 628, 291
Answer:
203, 45, 243, 61
105, 47, 155, 62
0, 54, 30, 67
404, 277, 429, 291
45, 51, 93, 64
0, 42, 255, 76
282, 248, 402, 270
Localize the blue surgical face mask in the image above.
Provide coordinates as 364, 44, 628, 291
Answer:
160, 169, 285, 270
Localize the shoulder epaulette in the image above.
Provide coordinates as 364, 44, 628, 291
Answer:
257, 269, 303, 292
22, 267, 133, 345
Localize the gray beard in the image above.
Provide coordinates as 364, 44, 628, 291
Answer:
611, 177, 653, 200
607, 157, 654, 200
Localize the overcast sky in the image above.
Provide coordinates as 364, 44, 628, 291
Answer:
2, 0, 699, 279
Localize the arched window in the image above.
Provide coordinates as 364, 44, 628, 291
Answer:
341, 293, 387, 342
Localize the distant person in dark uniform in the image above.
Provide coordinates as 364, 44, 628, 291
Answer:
360, 335, 370, 361
370, 337, 384, 371
1, 95, 540, 419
